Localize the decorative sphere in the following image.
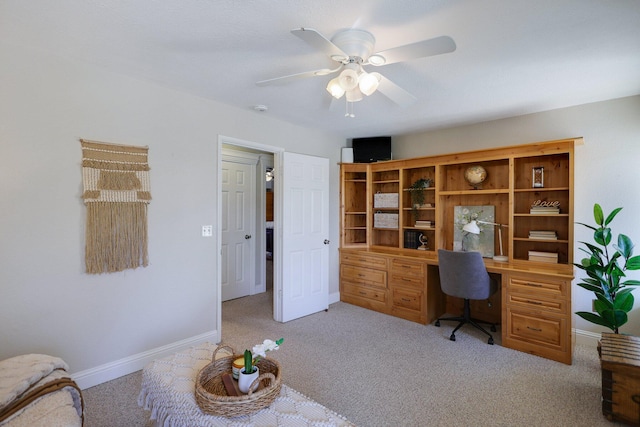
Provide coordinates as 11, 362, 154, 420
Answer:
464, 165, 487, 186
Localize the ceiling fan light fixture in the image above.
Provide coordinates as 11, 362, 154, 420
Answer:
338, 67, 359, 91
359, 71, 381, 96
326, 77, 345, 99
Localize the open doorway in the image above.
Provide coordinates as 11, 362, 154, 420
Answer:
216, 135, 284, 340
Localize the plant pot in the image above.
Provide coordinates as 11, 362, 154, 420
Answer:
238, 366, 259, 394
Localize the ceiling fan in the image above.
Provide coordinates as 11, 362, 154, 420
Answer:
256, 27, 456, 115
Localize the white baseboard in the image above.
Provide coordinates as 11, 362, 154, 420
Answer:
574, 328, 602, 348
72, 330, 218, 390
329, 291, 340, 305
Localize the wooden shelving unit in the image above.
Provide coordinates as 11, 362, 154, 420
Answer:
339, 137, 581, 364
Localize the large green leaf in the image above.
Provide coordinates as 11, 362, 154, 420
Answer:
600, 308, 627, 329
626, 255, 640, 271
604, 207, 623, 226
621, 279, 640, 286
594, 227, 612, 246
594, 204, 604, 225
595, 294, 614, 309
613, 292, 634, 312
576, 282, 603, 294
576, 311, 613, 330
616, 234, 634, 258
576, 222, 597, 232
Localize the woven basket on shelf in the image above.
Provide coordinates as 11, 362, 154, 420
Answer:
195, 345, 282, 417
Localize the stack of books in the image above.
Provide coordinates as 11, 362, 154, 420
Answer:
414, 220, 433, 229
528, 250, 558, 263
530, 205, 560, 214
528, 230, 558, 240
403, 230, 421, 249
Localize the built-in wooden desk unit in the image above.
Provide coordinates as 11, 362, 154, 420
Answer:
339, 138, 581, 365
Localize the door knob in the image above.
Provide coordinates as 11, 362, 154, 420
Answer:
245, 234, 252, 239
324, 239, 330, 245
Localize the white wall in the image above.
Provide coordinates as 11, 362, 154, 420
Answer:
393, 95, 640, 340
0, 41, 344, 387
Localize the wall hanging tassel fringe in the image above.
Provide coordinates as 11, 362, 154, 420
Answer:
80, 139, 151, 274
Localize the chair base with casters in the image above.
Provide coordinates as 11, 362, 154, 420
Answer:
435, 299, 497, 344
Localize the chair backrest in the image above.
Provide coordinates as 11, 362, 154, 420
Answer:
437, 249, 494, 300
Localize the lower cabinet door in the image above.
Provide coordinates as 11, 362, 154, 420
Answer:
504, 307, 570, 364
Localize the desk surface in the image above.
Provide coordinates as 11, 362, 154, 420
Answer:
342, 247, 575, 279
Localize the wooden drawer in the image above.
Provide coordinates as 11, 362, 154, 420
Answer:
390, 258, 425, 278
507, 275, 568, 299
391, 287, 423, 311
390, 273, 424, 290
506, 293, 566, 315
340, 264, 386, 288
341, 252, 387, 269
342, 281, 387, 303
506, 307, 566, 350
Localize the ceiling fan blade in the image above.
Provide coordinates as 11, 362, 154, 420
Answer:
375, 75, 417, 107
370, 35, 456, 66
291, 27, 348, 60
256, 67, 339, 86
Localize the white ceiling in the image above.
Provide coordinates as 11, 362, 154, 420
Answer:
2, 0, 639, 139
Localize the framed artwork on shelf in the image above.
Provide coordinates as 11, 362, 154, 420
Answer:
533, 166, 544, 188
453, 205, 495, 257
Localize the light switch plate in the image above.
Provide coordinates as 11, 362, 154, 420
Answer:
202, 225, 213, 237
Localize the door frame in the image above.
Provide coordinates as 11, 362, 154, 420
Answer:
216, 135, 285, 342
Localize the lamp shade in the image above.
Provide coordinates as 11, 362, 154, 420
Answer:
462, 220, 480, 234
326, 77, 345, 99
358, 71, 381, 96
338, 68, 359, 91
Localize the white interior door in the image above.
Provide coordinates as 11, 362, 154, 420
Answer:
221, 160, 255, 301
280, 152, 329, 322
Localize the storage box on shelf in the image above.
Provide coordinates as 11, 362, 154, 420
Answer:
370, 166, 400, 248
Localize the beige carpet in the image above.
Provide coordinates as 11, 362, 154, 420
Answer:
83, 288, 621, 426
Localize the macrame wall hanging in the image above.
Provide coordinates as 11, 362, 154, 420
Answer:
80, 139, 151, 274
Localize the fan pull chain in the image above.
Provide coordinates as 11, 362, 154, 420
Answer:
345, 99, 355, 118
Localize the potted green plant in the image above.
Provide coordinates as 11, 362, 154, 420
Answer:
238, 338, 283, 393
409, 178, 433, 219
575, 204, 640, 333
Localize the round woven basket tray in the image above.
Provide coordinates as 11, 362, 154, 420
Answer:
195, 345, 282, 417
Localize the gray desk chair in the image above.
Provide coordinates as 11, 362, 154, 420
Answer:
435, 249, 498, 345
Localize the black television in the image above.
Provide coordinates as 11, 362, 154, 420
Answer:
352, 136, 392, 163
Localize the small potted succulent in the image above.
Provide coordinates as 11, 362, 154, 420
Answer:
238, 338, 283, 393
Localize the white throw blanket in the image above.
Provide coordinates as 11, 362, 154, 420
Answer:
0, 354, 83, 427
